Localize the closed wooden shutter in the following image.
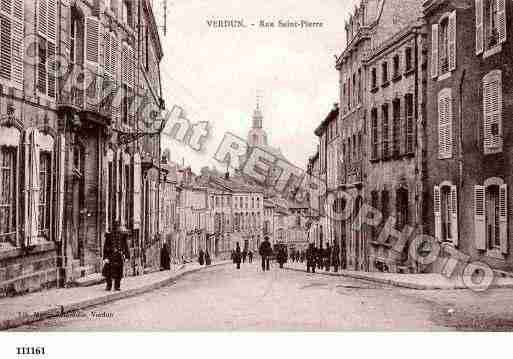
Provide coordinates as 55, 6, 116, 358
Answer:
37, 0, 47, 35
133, 153, 141, 229
450, 185, 459, 246
497, 0, 506, 44
85, 17, 100, 64
28, 130, 40, 245
474, 185, 486, 250
438, 89, 453, 159
448, 11, 456, 71
103, 31, 111, 75
55, 134, 65, 242
500, 184, 508, 254
11, 0, 23, 87
434, 186, 442, 241
475, 0, 484, 54
431, 24, 439, 78
483, 70, 502, 154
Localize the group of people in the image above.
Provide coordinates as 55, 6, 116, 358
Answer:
198, 249, 212, 266
305, 242, 341, 273
231, 245, 254, 269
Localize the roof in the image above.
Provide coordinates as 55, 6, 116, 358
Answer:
314, 105, 339, 136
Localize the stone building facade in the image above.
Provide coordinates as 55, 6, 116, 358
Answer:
424, 0, 513, 274
0, 0, 165, 295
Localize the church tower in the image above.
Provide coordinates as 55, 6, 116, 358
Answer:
247, 95, 268, 147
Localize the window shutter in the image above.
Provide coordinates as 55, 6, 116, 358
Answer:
483, 70, 502, 154
37, 0, 47, 36
85, 17, 100, 64
438, 89, 453, 159
474, 185, 486, 250
450, 185, 459, 246
11, 0, 23, 88
47, 42, 56, 98
475, 0, 484, 54
431, 24, 439, 79
133, 153, 141, 229
448, 11, 456, 71
111, 34, 118, 81
47, 0, 56, 43
56, 134, 65, 243
103, 31, 111, 75
434, 185, 442, 241
29, 131, 40, 245
497, 0, 506, 44
0, 15, 11, 81
500, 184, 508, 254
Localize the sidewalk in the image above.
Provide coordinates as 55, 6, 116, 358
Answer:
0, 260, 230, 330
284, 262, 513, 290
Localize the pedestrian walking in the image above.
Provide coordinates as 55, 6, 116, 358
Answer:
317, 244, 323, 270
198, 249, 205, 266
259, 237, 272, 271
277, 246, 287, 268
103, 221, 130, 291
248, 250, 253, 263
234, 243, 242, 269
242, 249, 247, 263
332, 242, 340, 272
160, 243, 170, 270
205, 250, 211, 266
306, 243, 316, 273
325, 244, 332, 272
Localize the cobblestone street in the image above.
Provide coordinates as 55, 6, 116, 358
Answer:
11, 262, 513, 331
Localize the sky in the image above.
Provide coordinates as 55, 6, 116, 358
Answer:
153, 0, 358, 172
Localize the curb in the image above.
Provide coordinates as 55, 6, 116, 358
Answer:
1, 261, 230, 331
282, 265, 513, 291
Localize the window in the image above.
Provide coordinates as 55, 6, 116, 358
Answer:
352, 73, 357, 107
392, 99, 401, 157
382, 104, 389, 159
37, 0, 57, 97
393, 55, 400, 78
0, 0, 24, 88
382, 62, 388, 84
432, 11, 456, 78
438, 88, 453, 159
476, 0, 506, 55
371, 68, 377, 89
381, 190, 389, 224
405, 94, 414, 154
483, 70, 503, 154
439, 18, 449, 74
358, 68, 362, 104
370, 191, 379, 241
38, 152, 52, 236
371, 108, 378, 159
124, 162, 131, 227
347, 79, 351, 110
396, 188, 408, 230
0, 147, 16, 243
405, 47, 413, 71
486, 184, 501, 248
122, 0, 133, 28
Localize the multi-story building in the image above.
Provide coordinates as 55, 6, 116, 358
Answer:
314, 105, 338, 252
332, 0, 424, 272
424, 0, 513, 274
0, 0, 165, 295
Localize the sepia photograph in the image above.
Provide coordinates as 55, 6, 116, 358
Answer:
0, 0, 513, 352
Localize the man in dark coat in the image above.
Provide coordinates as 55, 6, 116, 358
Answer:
259, 237, 272, 271
325, 244, 332, 272
234, 243, 242, 269
332, 242, 340, 272
306, 243, 316, 273
242, 249, 247, 263
160, 243, 170, 270
103, 221, 130, 291
317, 243, 324, 270
198, 249, 205, 265
248, 250, 253, 263
277, 246, 287, 268
205, 250, 211, 265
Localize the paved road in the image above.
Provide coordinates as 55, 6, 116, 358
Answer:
15, 262, 513, 330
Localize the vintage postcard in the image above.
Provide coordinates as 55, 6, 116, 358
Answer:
0, 0, 512, 347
